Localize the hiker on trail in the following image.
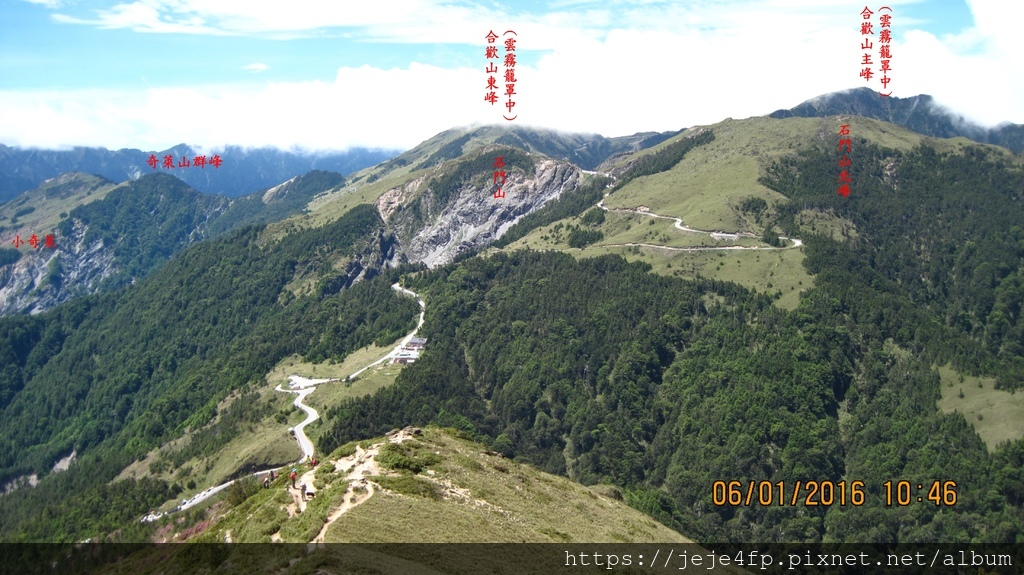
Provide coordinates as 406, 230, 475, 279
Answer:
263, 476, 270, 489
290, 469, 297, 489
270, 470, 275, 481
300, 482, 307, 500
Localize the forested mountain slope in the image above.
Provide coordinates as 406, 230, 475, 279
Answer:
317, 120, 1024, 544
0, 204, 420, 542
0, 112, 1022, 548
494, 114, 1021, 316
0, 170, 346, 316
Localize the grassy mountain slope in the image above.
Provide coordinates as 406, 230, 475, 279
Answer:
2, 109, 1023, 549
602, 115, 979, 231
0, 172, 117, 245
498, 115, 1014, 309
183, 427, 694, 544
315, 114, 1024, 545
273, 125, 680, 239
117, 343, 412, 508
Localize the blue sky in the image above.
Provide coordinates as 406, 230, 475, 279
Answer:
0, 0, 1018, 152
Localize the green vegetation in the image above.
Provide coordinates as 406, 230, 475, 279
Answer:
48, 171, 345, 295
414, 133, 472, 170
494, 131, 715, 250
376, 441, 441, 474
492, 174, 610, 248
739, 196, 768, 220
938, 364, 1024, 450
428, 148, 534, 207
12, 206, 35, 219
324, 428, 694, 544
43, 254, 62, 289
56, 173, 231, 290
580, 207, 605, 226
320, 226, 1024, 544
761, 141, 1024, 389
3, 117, 1024, 549
0, 247, 20, 267
760, 227, 784, 247
566, 226, 603, 248
0, 204, 419, 542
225, 475, 261, 506
175, 428, 692, 548
190, 478, 292, 543
0, 173, 118, 243
209, 170, 344, 234
371, 474, 442, 499
611, 130, 715, 191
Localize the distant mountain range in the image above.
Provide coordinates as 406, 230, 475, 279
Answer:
770, 87, 1024, 153
0, 143, 398, 203
2, 100, 1024, 547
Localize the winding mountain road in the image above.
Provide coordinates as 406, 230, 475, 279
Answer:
596, 198, 802, 251
278, 283, 425, 459
142, 283, 426, 523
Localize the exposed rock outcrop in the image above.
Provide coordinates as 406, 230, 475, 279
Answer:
0, 219, 116, 315
382, 158, 579, 268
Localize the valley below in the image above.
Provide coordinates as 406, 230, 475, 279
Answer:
1, 106, 1022, 552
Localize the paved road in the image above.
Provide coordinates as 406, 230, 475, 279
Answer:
143, 284, 426, 523
596, 198, 802, 250
276, 385, 318, 459
346, 284, 426, 380
279, 283, 424, 462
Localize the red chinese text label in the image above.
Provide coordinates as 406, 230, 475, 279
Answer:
859, 6, 893, 96
10, 233, 57, 249
485, 30, 518, 121
148, 154, 223, 170
493, 156, 506, 199
838, 124, 852, 198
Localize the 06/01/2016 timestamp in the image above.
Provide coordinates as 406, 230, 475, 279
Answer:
712, 480, 958, 507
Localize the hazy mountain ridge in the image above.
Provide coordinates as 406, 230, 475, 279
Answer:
355, 125, 683, 185
770, 88, 1024, 153
0, 143, 398, 202
298, 126, 638, 271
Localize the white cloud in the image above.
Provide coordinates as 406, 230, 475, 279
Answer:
46, 0, 614, 45
23, 0, 62, 8
52, 2, 231, 35
0, 64, 493, 151
4, 0, 1020, 152
243, 63, 269, 73
888, 0, 1024, 126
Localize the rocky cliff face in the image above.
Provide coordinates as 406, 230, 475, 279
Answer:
327, 227, 407, 294
379, 158, 580, 267
0, 220, 116, 315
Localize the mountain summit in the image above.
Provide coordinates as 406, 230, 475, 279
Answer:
770, 87, 1024, 153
